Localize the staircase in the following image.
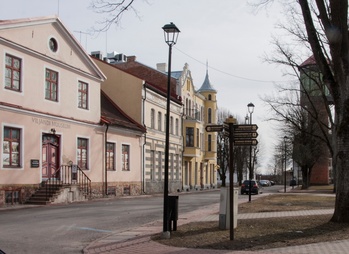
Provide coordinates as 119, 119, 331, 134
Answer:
26, 183, 64, 205
26, 165, 91, 205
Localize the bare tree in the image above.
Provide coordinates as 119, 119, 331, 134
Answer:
256, 0, 349, 223
90, 0, 140, 32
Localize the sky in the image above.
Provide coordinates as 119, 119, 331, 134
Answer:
0, 0, 294, 172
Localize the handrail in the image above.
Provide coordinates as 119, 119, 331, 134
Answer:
45, 165, 92, 201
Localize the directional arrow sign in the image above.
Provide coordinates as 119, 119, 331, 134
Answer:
233, 124, 258, 132
205, 124, 223, 132
234, 132, 258, 139
234, 139, 258, 146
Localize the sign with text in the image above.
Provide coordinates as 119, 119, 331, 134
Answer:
234, 139, 258, 146
233, 124, 258, 132
205, 124, 223, 132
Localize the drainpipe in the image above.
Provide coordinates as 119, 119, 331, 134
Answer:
104, 123, 109, 196
142, 82, 147, 194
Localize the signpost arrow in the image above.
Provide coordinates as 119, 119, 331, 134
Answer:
234, 139, 258, 146
233, 132, 258, 139
233, 124, 258, 132
205, 124, 223, 132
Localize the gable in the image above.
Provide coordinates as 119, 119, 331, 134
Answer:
0, 16, 105, 81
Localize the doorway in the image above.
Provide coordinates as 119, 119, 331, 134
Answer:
42, 134, 60, 179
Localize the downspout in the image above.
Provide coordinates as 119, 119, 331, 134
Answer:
142, 82, 147, 194
181, 105, 185, 191
104, 123, 109, 196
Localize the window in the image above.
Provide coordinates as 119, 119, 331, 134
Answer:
77, 138, 88, 169
208, 108, 212, 123
208, 134, 212, 151
3, 127, 20, 167
158, 112, 162, 131
5, 54, 21, 91
78, 81, 88, 109
175, 118, 179, 136
106, 142, 115, 171
175, 154, 180, 180
122, 144, 130, 171
185, 98, 189, 115
150, 150, 155, 180
170, 116, 174, 134
150, 109, 155, 128
49, 38, 58, 52
196, 128, 199, 147
45, 69, 58, 101
186, 127, 194, 147
208, 94, 212, 100
158, 151, 162, 180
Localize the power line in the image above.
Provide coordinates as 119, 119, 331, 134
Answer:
174, 46, 288, 83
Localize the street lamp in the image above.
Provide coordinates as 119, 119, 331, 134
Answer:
247, 102, 255, 202
284, 136, 287, 193
162, 22, 180, 239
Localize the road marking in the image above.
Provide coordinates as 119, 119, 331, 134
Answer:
76, 227, 113, 233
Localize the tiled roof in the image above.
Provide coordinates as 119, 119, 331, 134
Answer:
114, 56, 178, 98
101, 91, 146, 133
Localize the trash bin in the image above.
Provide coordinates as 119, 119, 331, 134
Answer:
168, 195, 179, 231
290, 179, 297, 187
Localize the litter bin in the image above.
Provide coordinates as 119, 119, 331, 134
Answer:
290, 179, 297, 187
168, 195, 179, 231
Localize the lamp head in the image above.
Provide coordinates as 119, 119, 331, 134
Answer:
162, 22, 180, 46
247, 102, 255, 114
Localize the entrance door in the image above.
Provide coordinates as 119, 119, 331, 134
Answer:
42, 134, 60, 179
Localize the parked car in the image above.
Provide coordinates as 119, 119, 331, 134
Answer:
241, 180, 259, 195
259, 180, 271, 187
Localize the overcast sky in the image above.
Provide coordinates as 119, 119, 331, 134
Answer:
1, 0, 296, 172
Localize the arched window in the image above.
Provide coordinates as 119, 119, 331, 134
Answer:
150, 109, 155, 128
158, 112, 162, 131
208, 94, 212, 100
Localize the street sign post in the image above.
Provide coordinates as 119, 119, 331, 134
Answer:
234, 139, 258, 146
233, 124, 258, 132
233, 132, 258, 139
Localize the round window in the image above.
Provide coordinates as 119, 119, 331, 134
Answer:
49, 38, 58, 52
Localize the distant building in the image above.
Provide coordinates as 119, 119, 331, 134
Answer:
170, 63, 218, 190
298, 56, 332, 185
93, 54, 183, 194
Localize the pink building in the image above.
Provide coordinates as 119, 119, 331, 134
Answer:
0, 16, 145, 206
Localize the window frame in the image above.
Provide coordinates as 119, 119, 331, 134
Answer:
77, 137, 89, 170
45, 68, 59, 102
78, 81, 89, 109
150, 109, 155, 128
158, 112, 162, 131
106, 142, 115, 171
3, 126, 21, 168
5, 54, 21, 92
122, 144, 130, 171
186, 127, 194, 147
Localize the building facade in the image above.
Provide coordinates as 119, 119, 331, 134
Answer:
171, 63, 218, 191
0, 17, 145, 205
93, 54, 183, 194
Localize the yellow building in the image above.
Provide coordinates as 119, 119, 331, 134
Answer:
172, 63, 218, 191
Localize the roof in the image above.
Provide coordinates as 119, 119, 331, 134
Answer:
113, 56, 179, 99
198, 70, 217, 93
101, 91, 146, 133
300, 56, 316, 67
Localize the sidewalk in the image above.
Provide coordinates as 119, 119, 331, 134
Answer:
83, 191, 349, 254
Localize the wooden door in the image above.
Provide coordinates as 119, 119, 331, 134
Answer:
42, 134, 59, 179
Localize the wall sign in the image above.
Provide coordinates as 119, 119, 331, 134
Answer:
30, 159, 40, 168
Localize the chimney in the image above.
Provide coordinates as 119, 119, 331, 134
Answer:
156, 63, 167, 73
127, 56, 136, 62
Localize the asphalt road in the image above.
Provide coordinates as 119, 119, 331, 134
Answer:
0, 186, 284, 254
0, 190, 220, 254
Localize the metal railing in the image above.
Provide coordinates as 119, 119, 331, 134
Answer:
45, 165, 92, 201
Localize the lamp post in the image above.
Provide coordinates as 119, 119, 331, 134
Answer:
162, 22, 180, 239
284, 136, 287, 193
247, 102, 255, 202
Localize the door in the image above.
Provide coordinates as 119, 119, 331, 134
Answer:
42, 134, 60, 179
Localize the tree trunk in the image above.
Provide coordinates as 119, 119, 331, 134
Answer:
301, 165, 309, 189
